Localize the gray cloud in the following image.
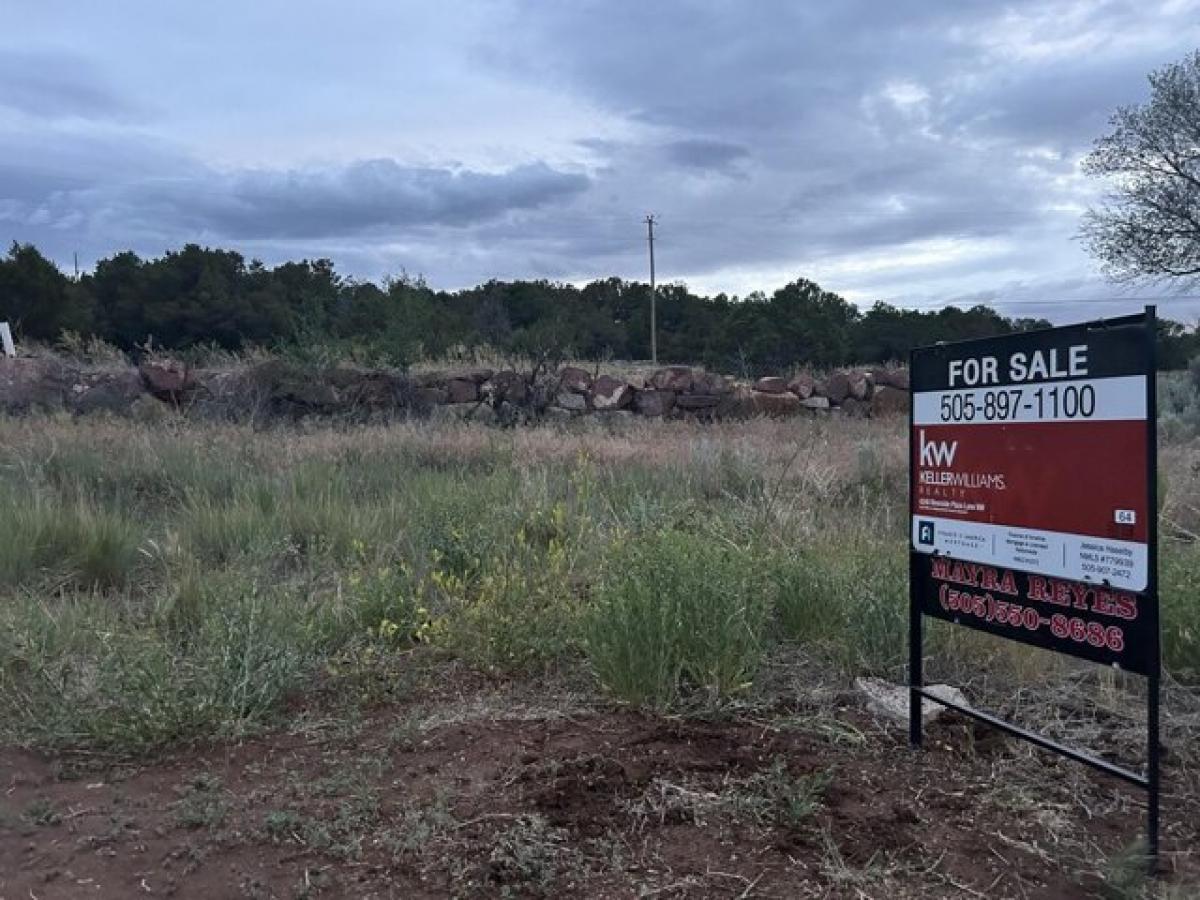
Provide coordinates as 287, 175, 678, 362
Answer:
661, 138, 749, 172
145, 159, 590, 239
3, 0, 1200, 318
0, 49, 140, 121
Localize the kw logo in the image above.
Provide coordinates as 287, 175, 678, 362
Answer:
919, 430, 958, 467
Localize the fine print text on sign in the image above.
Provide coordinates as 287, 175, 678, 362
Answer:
910, 316, 1156, 674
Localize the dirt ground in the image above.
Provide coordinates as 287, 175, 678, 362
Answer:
2, 658, 1196, 899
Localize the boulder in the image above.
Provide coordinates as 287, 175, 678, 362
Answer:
650, 366, 693, 393
590, 375, 633, 410
483, 370, 528, 405
634, 389, 675, 417
71, 370, 145, 415
558, 366, 592, 394
445, 378, 479, 404
0, 357, 75, 412
674, 393, 720, 410
820, 370, 851, 403
753, 376, 787, 394
139, 359, 194, 400
691, 371, 731, 395
415, 386, 449, 407
877, 368, 910, 391
848, 370, 873, 401
787, 373, 815, 400
554, 391, 588, 412
801, 396, 831, 411
751, 390, 802, 417
870, 385, 909, 417
328, 366, 404, 408
855, 677, 967, 728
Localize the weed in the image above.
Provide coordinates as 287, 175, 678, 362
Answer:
23, 797, 61, 827
584, 529, 768, 707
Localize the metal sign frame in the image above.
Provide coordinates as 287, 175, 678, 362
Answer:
907, 307, 1161, 862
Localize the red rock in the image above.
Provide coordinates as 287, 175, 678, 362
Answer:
590, 375, 633, 410
445, 378, 479, 403
558, 366, 592, 394
751, 391, 801, 417
753, 376, 787, 394
675, 393, 720, 410
649, 366, 693, 392
848, 370, 872, 401
787, 373, 815, 399
692, 371, 731, 395
820, 370, 851, 403
634, 390, 675, 417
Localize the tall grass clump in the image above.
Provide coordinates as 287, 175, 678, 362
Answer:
1162, 543, 1200, 682
0, 580, 315, 752
0, 488, 143, 589
770, 538, 907, 675
584, 530, 769, 708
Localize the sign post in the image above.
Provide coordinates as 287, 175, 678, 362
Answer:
908, 308, 1160, 861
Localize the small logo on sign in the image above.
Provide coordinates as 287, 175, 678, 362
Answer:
1115, 509, 1136, 525
919, 430, 959, 467
918, 520, 936, 546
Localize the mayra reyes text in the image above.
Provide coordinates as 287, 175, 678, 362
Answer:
932, 558, 1139, 620
948, 345, 1088, 387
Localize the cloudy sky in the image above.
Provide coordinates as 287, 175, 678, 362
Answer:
4, 0, 1200, 321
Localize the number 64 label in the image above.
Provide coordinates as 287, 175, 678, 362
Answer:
1115, 509, 1137, 525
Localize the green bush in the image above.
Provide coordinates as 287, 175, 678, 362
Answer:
1162, 543, 1200, 682
584, 530, 769, 707
0, 489, 142, 589
771, 539, 907, 675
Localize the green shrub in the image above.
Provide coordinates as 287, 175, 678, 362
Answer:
0, 582, 312, 752
771, 538, 907, 675
584, 530, 769, 707
1162, 543, 1200, 682
0, 489, 142, 589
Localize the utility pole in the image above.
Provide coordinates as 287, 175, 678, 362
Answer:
645, 214, 657, 365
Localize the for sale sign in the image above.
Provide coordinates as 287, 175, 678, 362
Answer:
909, 312, 1158, 674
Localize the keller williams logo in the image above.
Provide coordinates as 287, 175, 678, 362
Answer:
917, 429, 1007, 490
919, 430, 958, 467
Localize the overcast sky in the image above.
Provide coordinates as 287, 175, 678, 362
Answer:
4, 1, 1200, 321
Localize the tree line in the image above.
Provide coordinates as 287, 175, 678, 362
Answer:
1, 242, 1196, 373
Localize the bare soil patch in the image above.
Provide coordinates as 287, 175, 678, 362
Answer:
3, 659, 1196, 899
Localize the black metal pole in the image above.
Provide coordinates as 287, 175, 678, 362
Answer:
1145, 305, 1160, 867
908, 347, 923, 748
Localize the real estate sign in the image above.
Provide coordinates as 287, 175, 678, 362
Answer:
907, 308, 1162, 861
909, 311, 1158, 674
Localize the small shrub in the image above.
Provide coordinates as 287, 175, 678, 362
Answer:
771, 539, 907, 676
584, 530, 769, 707
0, 490, 142, 589
1162, 543, 1200, 682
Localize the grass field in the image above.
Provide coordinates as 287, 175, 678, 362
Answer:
1, 409, 1199, 897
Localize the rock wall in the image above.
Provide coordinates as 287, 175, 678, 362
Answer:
0, 356, 911, 424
